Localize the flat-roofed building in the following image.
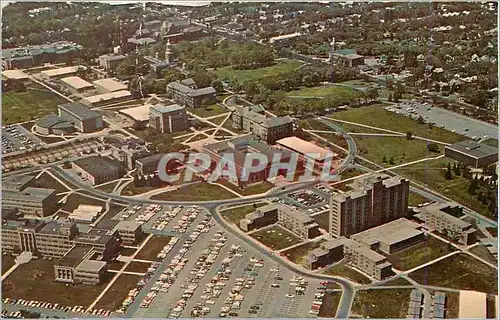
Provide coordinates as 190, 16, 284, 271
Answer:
93, 78, 128, 93
202, 134, 293, 187
2, 69, 30, 91
135, 153, 166, 175
232, 105, 294, 144
277, 136, 338, 173
58, 101, 103, 132
149, 103, 187, 133
73, 230, 121, 261
98, 54, 126, 71
41, 66, 83, 79
2, 220, 46, 254
54, 246, 108, 285
80, 90, 132, 108
120, 105, 150, 123
351, 218, 424, 254
2, 69, 29, 81
112, 143, 151, 171
413, 202, 476, 245
114, 221, 143, 245
3, 174, 35, 192
60, 76, 94, 93
2, 187, 57, 217
167, 81, 216, 108
458, 290, 487, 319
331, 49, 364, 67
278, 206, 321, 240
239, 204, 281, 232
72, 156, 124, 185
68, 205, 104, 223
445, 140, 498, 168
330, 173, 409, 238
36, 221, 79, 257
306, 237, 393, 280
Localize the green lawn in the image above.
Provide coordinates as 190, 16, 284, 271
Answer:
387, 236, 456, 271
93, 274, 141, 312
215, 60, 303, 82
135, 236, 172, 261
409, 253, 497, 294
446, 293, 460, 319
323, 263, 372, 285
2, 254, 16, 276
208, 115, 229, 126
150, 182, 236, 201
189, 103, 228, 118
250, 225, 303, 251
380, 277, 413, 287
121, 184, 158, 196
408, 192, 430, 207
353, 135, 439, 166
393, 157, 496, 218
469, 245, 498, 265
3, 88, 68, 124
340, 168, 365, 180
351, 288, 412, 318
220, 202, 267, 225
331, 104, 464, 143
2, 259, 110, 307
282, 239, 327, 266
319, 290, 341, 317
287, 85, 359, 99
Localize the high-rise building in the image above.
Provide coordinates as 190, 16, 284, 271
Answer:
329, 174, 409, 238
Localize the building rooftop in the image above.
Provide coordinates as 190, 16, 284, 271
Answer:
94, 219, 120, 231
446, 140, 498, 159
3, 175, 35, 192
276, 136, 337, 161
3, 41, 82, 59
99, 54, 126, 61
59, 101, 102, 121
2, 69, 29, 80
120, 105, 151, 122
136, 153, 166, 166
58, 246, 93, 268
61, 76, 94, 90
41, 66, 82, 78
352, 218, 423, 247
35, 114, 73, 130
458, 290, 486, 319
76, 259, 107, 272
167, 81, 216, 97
92, 78, 128, 92
264, 116, 293, 128
180, 78, 197, 88
81, 90, 132, 105
73, 156, 123, 177
151, 103, 185, 114
414, 202, 471, 229
38, 220, 76, 235
115, 220, 141, 232
3, 187, 55, 202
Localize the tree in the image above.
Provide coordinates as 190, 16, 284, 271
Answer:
427, 143, 440, 153
406, 131, 413, 140
388, 93, 393, 102
389, 156, 395, 165
468, 177, 479, 195
453, 163, 461, 175
211, 79, 223, 93
382, 155, 388, 163
444, 165, 453, 180
192, 70, 213, 88
164, 68, 185, 83
477, 191, 483, 202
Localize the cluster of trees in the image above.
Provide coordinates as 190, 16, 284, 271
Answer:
133, 173, 168, 189
174, 38, 275, 70
444, 162, 461, 180
467, 173, 498, 217
382, 155, 396, 165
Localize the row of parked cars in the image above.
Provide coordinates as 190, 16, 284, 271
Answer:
117, 252, 173, 314
151, 206, 183, 231
288, 189, 326, 207
1, 298, 110, 317
309, 282, 329, 315
2, 125, 42, 154
171, 206, 207, 233
139, 213, 213, 311
169, 231, 229, 318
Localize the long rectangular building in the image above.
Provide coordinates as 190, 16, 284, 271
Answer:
2, 187, 57, 217
444, 140, 498, 168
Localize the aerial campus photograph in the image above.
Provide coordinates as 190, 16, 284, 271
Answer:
0, 0, 499, 319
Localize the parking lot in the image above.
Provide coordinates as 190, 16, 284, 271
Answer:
132, 224, 325, 318
2, 124, 43, 155
2, 139, 106, 172
385, 102, 498, 140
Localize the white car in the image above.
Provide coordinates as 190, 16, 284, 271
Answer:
285, 294, 295, 298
